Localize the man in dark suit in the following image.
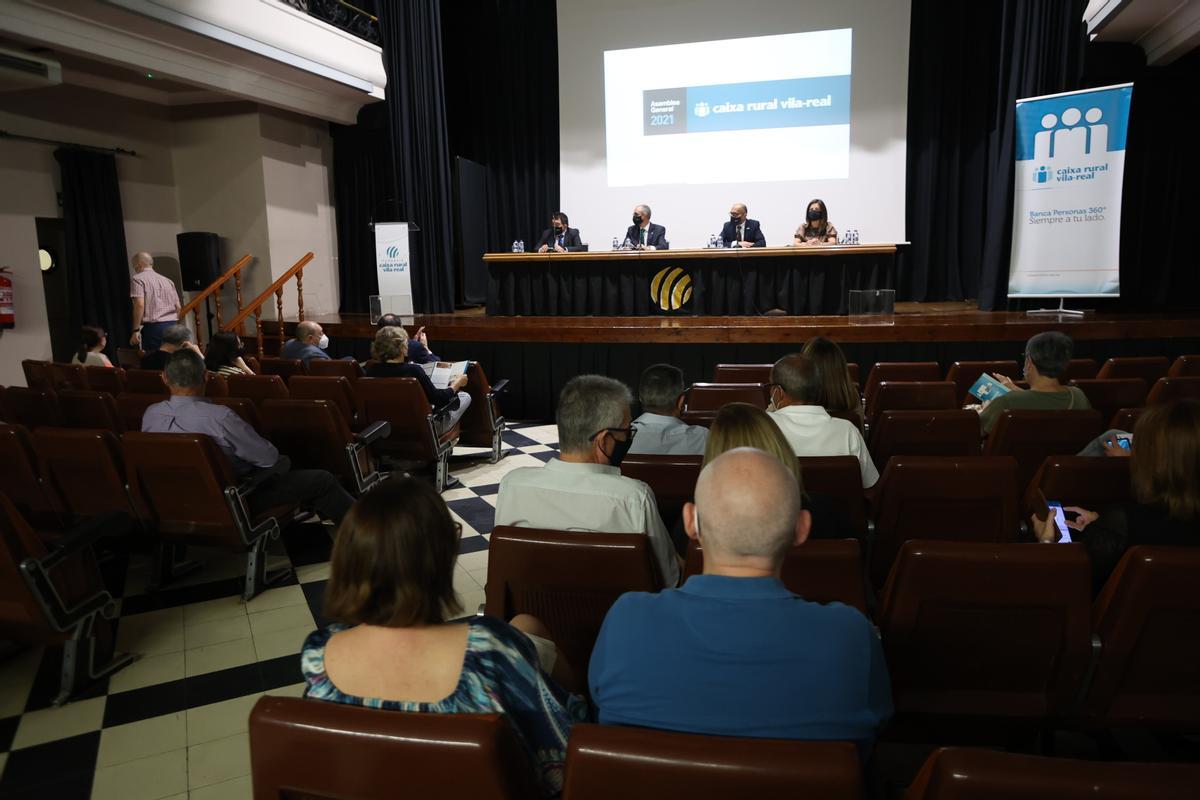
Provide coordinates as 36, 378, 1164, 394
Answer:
536, 211, 584, 253
625, 204, 668, 250
720, 203, 767, 248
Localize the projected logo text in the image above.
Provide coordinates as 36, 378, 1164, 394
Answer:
643, 75, 850, 136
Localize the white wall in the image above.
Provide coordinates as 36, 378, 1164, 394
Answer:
0, 85, 182, 387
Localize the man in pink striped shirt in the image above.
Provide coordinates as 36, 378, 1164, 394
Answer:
129, 251, 181, 352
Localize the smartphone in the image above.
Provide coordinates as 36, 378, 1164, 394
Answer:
1115, 435, 1132, 451
1047, 501, 1072, 543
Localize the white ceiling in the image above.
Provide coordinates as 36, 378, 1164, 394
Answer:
1085, 0, 1200, 65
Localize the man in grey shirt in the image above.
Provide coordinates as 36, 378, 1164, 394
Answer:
142, 350, 354, 524
629, 364, 708, 456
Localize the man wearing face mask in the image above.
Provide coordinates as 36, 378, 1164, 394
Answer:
624, 204, 669, 251
719, 203, 766, 248
536, 211, 583, 253
494, 375, 680, 587
280, 320, 332, 370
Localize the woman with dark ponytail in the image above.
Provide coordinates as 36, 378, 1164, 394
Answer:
70, 325, 113, 367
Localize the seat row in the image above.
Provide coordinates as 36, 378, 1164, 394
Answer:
485, 526, 1200, 733
249, 695, 1200, 799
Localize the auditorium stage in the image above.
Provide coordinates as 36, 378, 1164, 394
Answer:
301, 303, 1200, 419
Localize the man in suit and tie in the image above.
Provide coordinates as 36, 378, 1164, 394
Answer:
625, 204, 669, 250
536, 211, 584, 253
720, 203, 766, 248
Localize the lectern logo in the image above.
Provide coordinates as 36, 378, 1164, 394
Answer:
650, 266, 692, 312
386, 246, 400, 258
693, 101, 710, 118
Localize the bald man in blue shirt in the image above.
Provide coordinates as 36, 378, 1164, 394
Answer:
588, 447, 892, 754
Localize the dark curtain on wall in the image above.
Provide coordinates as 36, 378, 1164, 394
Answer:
905, 0, 1086, 309
441, 0, 560, 251
376, 0, 457, 312
1089, 45, 1200, 310
331, 104, 396, 313
54, 148, 132, 351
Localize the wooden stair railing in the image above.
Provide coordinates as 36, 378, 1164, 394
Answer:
221, 252, 314, 358
178, 254, 253, 347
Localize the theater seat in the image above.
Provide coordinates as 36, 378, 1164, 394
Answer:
563, 724, 864, 800
1167, 354, 1200, 378
83, 366, 125, 395
288, 375, 359, 429
945, 360, 1021, 405
116, 393, 166, 433
356, 377, 461, 492
682, 383, 770, 426
1025, 455, 1131, 516
249, 696, 538, 800
33, 428, 137, 521
868, 410, 981, 470
869, 456, 1021, 586
906, 747, 1200, 800
56, 390, 124, 435
49, 362, 88, 391
124, 368, 168, 395
1083, 546, 1200, 729
204, 371, 228, 398
21, 359, 54, 392
620, 453, 701, 531
457, 363, 510, 464
122, 432, 296, 600
1068, 378, 1147, 427
0, 492, 132, 705
983, 409, 1104, 490
259, 356, 306, 382
0, 423, 64, 526
261, 399, 389, 494
1060, 358, 1099, 382
1, 386, 62, 429
308, 358, 365, 383
797, 456, 869, 541
207, 396, 265, 433
866, 381, 958, 431
486, 526, 663, 691
878, 540, 1092, 721
864, 362, 940, 410
227, 373, 290, 408
712, 363, 772, 383
116, 347, 144, 369
1145, 376, 1200, 405
1097, 356, 1169, 386
1108, 407, 1144, 431
684, 538, 868, 615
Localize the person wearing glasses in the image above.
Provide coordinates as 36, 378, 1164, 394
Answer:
494, 374, 681, 587
629, 364, 708, 456
977, 331, 1090, 436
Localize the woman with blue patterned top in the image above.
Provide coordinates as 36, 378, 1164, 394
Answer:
302, 478, 589, 798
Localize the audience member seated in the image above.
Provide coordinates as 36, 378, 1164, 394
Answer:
280, 320, 332, 369
802, 336, 863, 423
70, 324, 114, 368
143, 350, 353, 525
365, 326, 471, 430
589, 448, 891, 753
629, 363, 708, 456
302, 478, 587, 798
140, 323, 201, 370
204, 331, 254, 376
767, 354, 879, 488
978, 331, 1090, 436
377, 313, 439, 364
494, 375, 680, 587
1032, 399, 1200, 589
705, 403, 857, 540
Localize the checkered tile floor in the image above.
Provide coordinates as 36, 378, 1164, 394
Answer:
0, 423, 559, 800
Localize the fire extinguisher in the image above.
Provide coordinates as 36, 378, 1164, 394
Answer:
0, 267, 14, 330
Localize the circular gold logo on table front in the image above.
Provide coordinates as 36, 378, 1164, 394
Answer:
650, 266, 693, 312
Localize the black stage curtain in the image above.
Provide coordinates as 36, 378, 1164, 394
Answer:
1089, 45, 1200, 311
331, 104, 396, 313
377, 0, 457, 312
54, 148, 132, 353
441, 0, 560, 252
905, 0, 1086, 309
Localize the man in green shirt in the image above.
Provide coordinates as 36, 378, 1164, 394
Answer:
978, 331, 1091, 435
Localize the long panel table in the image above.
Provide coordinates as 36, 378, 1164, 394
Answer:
485, 244, 897, 316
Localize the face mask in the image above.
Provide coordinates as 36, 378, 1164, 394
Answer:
553, 224, 563, 233
730, 215, 741, 224
632, 214, 643, 226
317, 334, 329, 350
606, 432, 633, 467
807, 209, 821, 222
